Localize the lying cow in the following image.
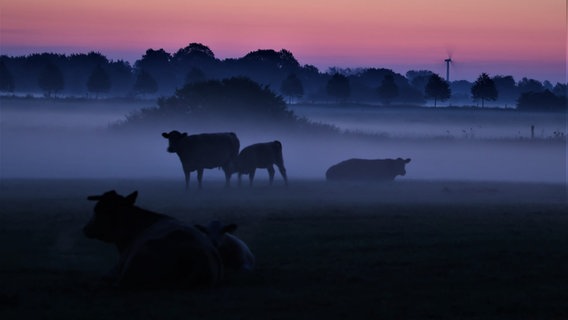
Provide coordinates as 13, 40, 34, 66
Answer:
234, 141, 288, 186
325, 158, 411, 181
162, 130, 240, 189
84, 190, 223, 289
195, 220, 255, 272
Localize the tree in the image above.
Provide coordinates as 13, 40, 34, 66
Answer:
185, 67, 206, 85
518, 77, 544, 94
133, 70, 158, 96
424, 74, 451, 107
280, 73, 304, 103
87, 64, 111, 97
471, 73, 498, 107
0, 61, 15, 93
38, 62, 64, 97
492, 75, 518, 103
517, 90, 566, 111
326, 73, 350, 102
377, 74, 399, 105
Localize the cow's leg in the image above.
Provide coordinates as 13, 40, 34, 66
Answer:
267, 166, 275, 185
184, 170, 190, 190
223, 167, 231, 188
276, 164, 288, 186
249, 169, 256, 187
197, 169, 204, 189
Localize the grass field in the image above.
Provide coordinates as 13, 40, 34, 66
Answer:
1, 178, 567, 319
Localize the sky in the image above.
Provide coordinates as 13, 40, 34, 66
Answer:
1, 0, 566, 83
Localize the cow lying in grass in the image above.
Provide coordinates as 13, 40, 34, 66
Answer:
84, 190, 223, 289
195, 220, 255, 272
326, 158, 412, 181
234, 141, 288, 186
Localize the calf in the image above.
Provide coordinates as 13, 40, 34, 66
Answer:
326, 158, 411, 181
235, 141, 288, 186
162, 130, 240, 189
84, 190, 223, 289
195, 220, 255, 272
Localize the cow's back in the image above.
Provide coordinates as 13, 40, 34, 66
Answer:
237, 141, 282, 173
326, 158, 401, 181
182, 132, 240, 170
118, 219, 223, 288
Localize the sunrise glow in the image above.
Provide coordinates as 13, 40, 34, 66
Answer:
1, 0, 565, 82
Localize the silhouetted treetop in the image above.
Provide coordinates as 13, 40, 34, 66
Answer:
87, 64, 111, 97
326, 73, 350, 101
157, 77, 293, 120
425, 74, 451, 107
471, 73, 498, 107
38, 62, 64, 97
377, 74, 399, 105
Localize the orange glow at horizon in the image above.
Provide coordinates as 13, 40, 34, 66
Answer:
1, 0, 565, 82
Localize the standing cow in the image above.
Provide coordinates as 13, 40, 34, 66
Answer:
326, 158, 411, 181
162, 130, 240, 189
195, 220, 255, 272
84, 190, 223, 289
234, 141, 288, 186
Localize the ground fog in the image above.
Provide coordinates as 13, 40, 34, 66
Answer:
1, 101, 565, 184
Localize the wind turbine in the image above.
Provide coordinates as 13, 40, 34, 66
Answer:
444, 56, 453, 82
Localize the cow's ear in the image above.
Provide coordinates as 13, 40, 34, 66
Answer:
405, 158, 411, 163
194, 224, 209, 234
182, 132, 188, 137
87, 195, 101, 201
223, 223, 238, 234
125, 191, 138, 204
162, 132, 169, 139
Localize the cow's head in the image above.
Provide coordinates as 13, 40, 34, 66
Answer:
396, 158, 412, 176
84, 190, 138, 243
195, 220, 238, 247
161, 130, 188, 153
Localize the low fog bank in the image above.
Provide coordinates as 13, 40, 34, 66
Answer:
1, 123, 565, 185
1, 102, 565, 184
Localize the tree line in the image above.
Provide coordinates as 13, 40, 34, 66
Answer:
0, 43, 566, 111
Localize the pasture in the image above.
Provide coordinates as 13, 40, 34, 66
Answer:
1, 178, 567, 319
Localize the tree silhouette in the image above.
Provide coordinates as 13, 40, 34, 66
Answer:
185, 67, 206, 85
0, 61, 15, 93
133, 70, 158, 96
326, 73, 350, 102
87, 64, 111, 98
377, 74, 399, 105
471, 73, 498, 107
425, 74, 451, 107
280, 73, 304, 103
38, 62, 64, 97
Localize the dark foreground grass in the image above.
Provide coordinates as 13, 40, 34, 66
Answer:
0, 179, 567, 319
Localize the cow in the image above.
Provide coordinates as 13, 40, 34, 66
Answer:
325, 158, 412, 181
234, 141, 288, 186
162, 130, 240, 189
83, 190, 223, 289
195, 220, 255, 272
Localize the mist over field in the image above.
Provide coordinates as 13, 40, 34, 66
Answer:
0, 100, 566, 184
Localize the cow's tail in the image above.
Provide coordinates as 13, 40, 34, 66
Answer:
272, 140, 284, 164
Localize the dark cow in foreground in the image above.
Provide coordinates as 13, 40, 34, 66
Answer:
234, 141, 288, 186
195, 220, 255, 272
326, 158, 412, 181
162, 130, 240, 189
84, 190, 223, 289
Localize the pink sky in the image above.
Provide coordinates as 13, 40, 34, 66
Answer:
1, 0, 566, 82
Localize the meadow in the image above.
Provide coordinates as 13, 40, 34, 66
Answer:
0, 98, 567, 319
1, 178, 567, 320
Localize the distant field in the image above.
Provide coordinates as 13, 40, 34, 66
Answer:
0, 178, 567, 319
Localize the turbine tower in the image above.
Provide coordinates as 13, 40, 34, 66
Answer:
444, 57, 452, 82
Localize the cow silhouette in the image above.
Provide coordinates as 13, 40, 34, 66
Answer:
162, 130, 240, 189
234, 141, 288, 186
326, 158, 411, 181
195, 220, 255, 272
84, 190, 223, 289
